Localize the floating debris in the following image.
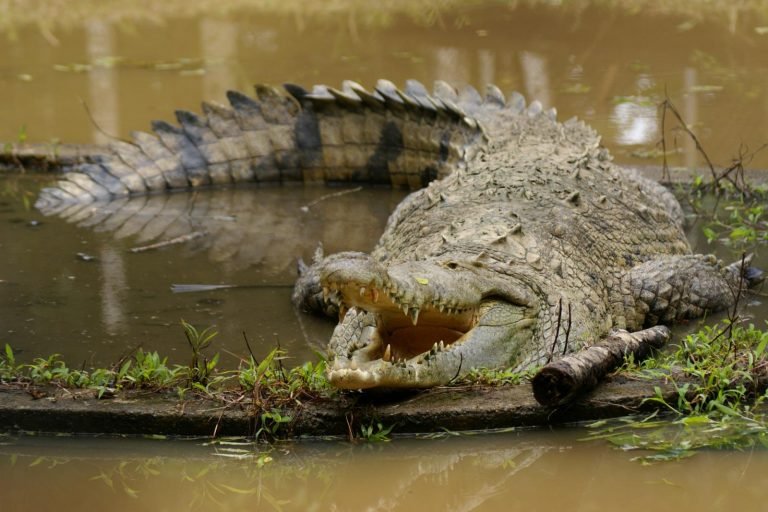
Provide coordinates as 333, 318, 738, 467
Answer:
129, 231, 207, 253
76, 252, 97, 262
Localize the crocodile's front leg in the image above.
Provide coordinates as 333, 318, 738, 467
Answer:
624, 254, 763, 328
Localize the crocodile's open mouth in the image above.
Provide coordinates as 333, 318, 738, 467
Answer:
324, 280, 481, 374
317, 254, 536, 388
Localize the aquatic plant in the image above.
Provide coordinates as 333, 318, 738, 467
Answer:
181, 319, 219, 386
586, 321, 768, 462
358, 421, 395, 443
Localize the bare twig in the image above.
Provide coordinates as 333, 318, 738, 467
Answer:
275, 338, 287, 383
447, 353, 465, 385
79, 97, 122, 142
547, 298, 563, 364
562, 302, 572, 356
242, 331, 259, 367
129, 231, 207, 253
345, 413, 355, 443
660, 91, 669, 183
659, 98, 718, 187
300, 186, 363, 212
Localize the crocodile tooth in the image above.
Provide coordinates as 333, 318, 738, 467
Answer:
349, 359, 358, 370
402, 304, 409, 316
431, 342, 438, 354
371, 289, 379, 303
359, 286, 366, 297
439, 340, 445, 351
383, 344, 392, 362
409, 307, 420, 325
323, 287, 330, 299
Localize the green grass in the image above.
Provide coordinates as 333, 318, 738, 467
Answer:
586, 321, 768, 462
0, 322, 334, 439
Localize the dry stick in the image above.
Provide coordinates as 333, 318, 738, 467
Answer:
79, 97, 123, 142
108, 344, 143, 387
345, 413, 355, 443
300, 186, 363, 212
660, 98, 719, 187
562, 303, 572, 356
725, 253, 748, 354
546, 298, 563, 364
532, 326, 671, 407
275, 338, 287, 383
708, 253, 749, 355
660, 96, 670, 183
129, 231, 207, 253
447, 353, 464, 385
718, 143, 768, 200
242, 331, 259, 367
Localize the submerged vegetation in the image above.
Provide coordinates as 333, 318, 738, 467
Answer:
586, 321, 768, 463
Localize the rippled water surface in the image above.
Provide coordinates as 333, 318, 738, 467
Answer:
2, 428, 768, 512
1, 1, 768, 510
2, 1, 768, 168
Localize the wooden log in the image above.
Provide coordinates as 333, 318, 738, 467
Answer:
532, 326, 671, 407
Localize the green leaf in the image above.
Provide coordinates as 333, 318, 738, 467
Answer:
702, 227, 717, 243
4, 344, 14, 366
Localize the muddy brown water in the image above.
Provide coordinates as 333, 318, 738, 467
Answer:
1, 2, 768, 509
2, 428, 768, 511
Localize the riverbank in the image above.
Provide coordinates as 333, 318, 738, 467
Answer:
0, 374, 696, 438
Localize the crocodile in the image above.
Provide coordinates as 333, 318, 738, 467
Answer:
34, 79, 762, 389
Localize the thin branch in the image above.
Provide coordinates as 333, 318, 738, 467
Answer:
300, 186, 363, 212
447, 353, 465, 385
79, 97, 123, 142
562, 302, 572, 356
242, 331, 259, 367
660, 98, 718, 186
547, 298, 563, 364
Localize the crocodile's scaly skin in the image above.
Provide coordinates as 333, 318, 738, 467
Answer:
34, 80, 762, 389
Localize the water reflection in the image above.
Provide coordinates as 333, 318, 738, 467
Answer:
5, 2, 767, 169
200, 19, 238, 101
434, 47, 470, 85
611, 100, 657, 145
0, 432, 555, 511
86, 21, 119, 145
1, 429, 768, 511
683, 67, 699, 170
519, 51, 551, 108
1, 182, 406, 365
99, 245, 128, 334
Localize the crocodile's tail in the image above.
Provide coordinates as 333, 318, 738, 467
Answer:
36, 79, 547, 212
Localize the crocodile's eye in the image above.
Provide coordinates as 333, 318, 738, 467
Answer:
446, 262, 458, 270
